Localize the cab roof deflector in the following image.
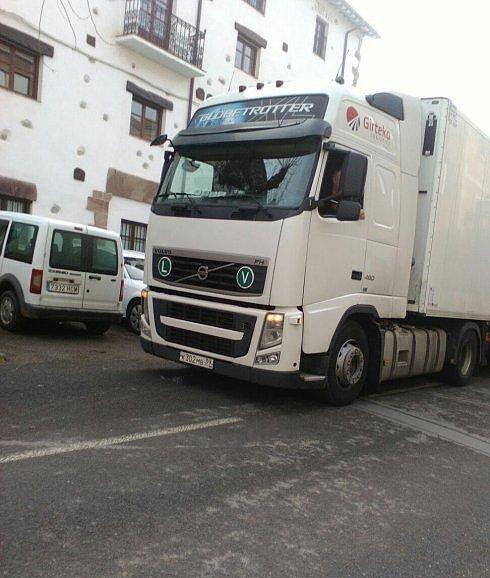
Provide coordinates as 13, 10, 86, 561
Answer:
173, 119, 332, 148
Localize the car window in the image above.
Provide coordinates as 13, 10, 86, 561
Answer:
4, 221, 38, 264
0, 220, 9, 254
50, 230, 83, 271
91, 237, 118, 276
125, 263, 144, 281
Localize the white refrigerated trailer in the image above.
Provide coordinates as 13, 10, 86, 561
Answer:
141, 80, 489, 404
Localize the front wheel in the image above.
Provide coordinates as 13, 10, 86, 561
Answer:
84, 320, 111, 336
317, 321, 369, 405
126, 299, 142, 334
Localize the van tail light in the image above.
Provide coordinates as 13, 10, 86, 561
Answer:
30, 269, 43, 294
119, 279, 124, 302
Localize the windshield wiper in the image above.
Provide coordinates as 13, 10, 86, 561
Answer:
239, 193, 274, 220
168, 193, 202, 214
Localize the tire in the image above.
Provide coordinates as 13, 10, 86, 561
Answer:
443, 329, 479, 386
0, 290, 24, 332
317, 321, 369, 405
84, 320, 111, 336
126, 299, 142, 334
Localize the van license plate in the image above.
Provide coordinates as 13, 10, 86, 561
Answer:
47, 282, 79, 294
179, 351, 214, 369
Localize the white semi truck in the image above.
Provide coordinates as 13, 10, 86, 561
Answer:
140, 80, 490, 404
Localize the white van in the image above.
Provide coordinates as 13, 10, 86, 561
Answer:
0, 212, 123, 334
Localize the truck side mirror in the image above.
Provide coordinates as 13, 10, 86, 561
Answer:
340, 152, 368, 200
337, 200, 362, 221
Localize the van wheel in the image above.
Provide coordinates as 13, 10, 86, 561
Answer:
126, 299, 142, 334
85, 321, 111, 336
443, 329, 479, 386
318, 321, 369, 406
0, 290, 24, 332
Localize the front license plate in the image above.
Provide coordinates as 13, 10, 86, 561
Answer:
179, 351, 214, 369
47, 281, 80, 294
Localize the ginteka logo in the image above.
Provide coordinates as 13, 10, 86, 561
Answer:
346, 106, 360, 131
345, 106, 392, 141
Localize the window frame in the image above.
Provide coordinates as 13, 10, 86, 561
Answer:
0, 39, 39, 99
0, 194, 32, 214
88, 236, 119, 277
120, 219, 147, 253
4, 221, 38, 264
235, 34, 259, 77
49, 229, 85, 273
129, 95, 163, 142
242, 0, 266, 14
313, 16, 328, 60
0, 219, 9, 255
318, 149, 367, 218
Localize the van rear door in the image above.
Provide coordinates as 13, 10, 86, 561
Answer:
41, 224, 87, 309
83, 233, 121, 311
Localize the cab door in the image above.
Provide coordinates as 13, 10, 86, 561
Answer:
83, 234, 121, 311
304, 146, 368, 307
41, 225, 87, 309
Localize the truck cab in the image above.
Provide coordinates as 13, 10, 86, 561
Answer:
140, 80, 488, 404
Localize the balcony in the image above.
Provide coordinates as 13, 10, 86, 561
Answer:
117, 0, 206, 78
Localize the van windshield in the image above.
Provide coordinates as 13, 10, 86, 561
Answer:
153, 138, 320, 221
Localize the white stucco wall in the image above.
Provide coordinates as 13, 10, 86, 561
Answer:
0, 0, 374, 237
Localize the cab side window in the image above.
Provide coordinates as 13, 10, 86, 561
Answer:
318, 150, 368, 218
90, 237, 118, 276
50, 230, 83, 271
4, 221, 38, 264
0, 220, 9, 254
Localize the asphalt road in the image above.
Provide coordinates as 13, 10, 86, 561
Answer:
1, 323, 489, 578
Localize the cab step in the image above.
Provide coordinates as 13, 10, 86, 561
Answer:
300, 373, 325, 383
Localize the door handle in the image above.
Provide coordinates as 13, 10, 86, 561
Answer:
89, 275, 101, 281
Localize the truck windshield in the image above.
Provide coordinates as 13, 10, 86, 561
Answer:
153, 138, 320, 221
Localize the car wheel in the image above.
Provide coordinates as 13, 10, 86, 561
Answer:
443, 328, 479, 386
0, 290, 24, 332
127, 299, 142, 334
85, 321, 111, 336
317, 321, 369, 405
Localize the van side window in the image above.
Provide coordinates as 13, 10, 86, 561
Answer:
0, 220, 9, 254
4, 222, 38, 264
90, 237, 118, 276
318, 150, 367, 217
50, 230, 83, 271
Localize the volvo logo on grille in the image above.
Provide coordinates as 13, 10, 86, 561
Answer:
197, 265, 209, 280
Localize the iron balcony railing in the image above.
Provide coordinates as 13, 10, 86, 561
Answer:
123, 0, 205, 69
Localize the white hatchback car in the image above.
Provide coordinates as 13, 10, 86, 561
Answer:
0, 212, 123, 334
122, 250, 145, 333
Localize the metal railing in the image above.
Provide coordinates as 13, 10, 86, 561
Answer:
123, 0, 205, 69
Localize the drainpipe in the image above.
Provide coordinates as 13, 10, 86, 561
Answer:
187, 0, 204, 125
336, 27, 358, 85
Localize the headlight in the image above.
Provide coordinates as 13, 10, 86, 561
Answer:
259, 313, 284, 350
141, 288, 150, 324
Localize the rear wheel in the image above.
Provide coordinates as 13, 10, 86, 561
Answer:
126, 299, 142, 334
318, 321, 369, 405
443, 328, 479, 386
84, 320, 111, 336
0, 290, 24, 332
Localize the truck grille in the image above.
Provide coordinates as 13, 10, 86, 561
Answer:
152, 251, 267, 295
153, 299, 256, 358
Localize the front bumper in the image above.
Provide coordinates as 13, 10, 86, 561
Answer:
140, 337, 317, 389
141, 290, 308, 385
